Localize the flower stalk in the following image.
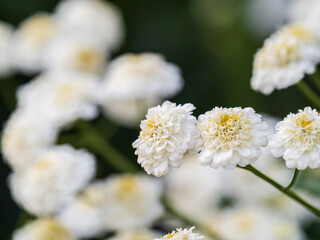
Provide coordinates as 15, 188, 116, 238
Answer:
296, 81, 320, 108
239, 165, 320, 218
286, 169, 300, 190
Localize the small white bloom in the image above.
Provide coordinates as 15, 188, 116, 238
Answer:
9, 12, 56, 74
43, 34, 107, 74
57, 181, 110, 238
17, 71, 99, 127
9, 145, 95, 216
251, 23, 320, 95
214, 206, 305, 240
109, 229, 160, 240
133, 101, 200, 177
98, 53, 183, 127
55, 0, 124, 52
0, 21, 13, 77
155, 227, 204, 240
198, 107, 268, 169
166, 154, 231, 221
269, 107, 320, 170
102, 174, 163, 230
1, 109, 58, 171
13, 218, 76, 240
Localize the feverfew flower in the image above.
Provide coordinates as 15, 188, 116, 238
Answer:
9, 145, 95, 216
0, 21, 13, 77
251, 24, 320, 95
9, 12, 56, 74
17, 71, 99, 127
98, 53, 183, 127
269, 107, 320, 170
55, 0, 124, 51
57, 181, 110, 238
133, 101, 200, 177
155, 227, 204, 240
103, 174, 163, 230
198, 107, 268, 169
1, 109, 58, 171
13, 218, 75, 240
109, 229, 160, 240
43, 35, 107, 74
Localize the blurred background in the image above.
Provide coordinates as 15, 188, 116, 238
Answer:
0, 0, 318, 239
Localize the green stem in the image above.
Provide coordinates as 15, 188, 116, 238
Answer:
286, 169, 300, 190
296, 81, 320, 108
76, 120, 140, 173
240, 165, 320, 218
163, 197, 225, 240
310, 71, 320, 92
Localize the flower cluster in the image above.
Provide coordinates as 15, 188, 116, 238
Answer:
155, 227, 204, 240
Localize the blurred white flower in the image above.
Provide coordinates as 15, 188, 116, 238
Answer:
55, 0, 124, 52
133, 101, 200, 177
0, 21, 13, 77
209, 206, 305, 240
155, 227, 204, 240
1, 109, 58, 171
17, 71, 100, 127
251, 24, 320, 95
103, 174, 163, 230
198, 107, 268, 169
109, 229, 160, 240
9, 145, 95, 216
98, 53, 183, 127
269, 107, 320, 170
9, 12, 56, 74
243, 0, 287, 37
43, 34, 107, 74
13, 218, 75, 240
57, 181, 110, 238
165, 154, 231, 221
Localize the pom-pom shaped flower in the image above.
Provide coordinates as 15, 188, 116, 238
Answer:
109, 229, 160, 240
197, 107, 268, 169
133, 101, 200, 177
102, 174, 163, 230
17, 71, 99, 127
251, 24, 320, 95
9, 145, 95, 216
155, 227, 204, 240
9, 12, 56, 74
13, 218, 75, 240
1, 109, 58, 171
55, 0, 124, 52
269, 107, 320, 169
98, 53, 183, 127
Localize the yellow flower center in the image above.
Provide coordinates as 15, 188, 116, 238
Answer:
33, 218, 73, 240
116, 176, 139, 201
74, 48, 103, 73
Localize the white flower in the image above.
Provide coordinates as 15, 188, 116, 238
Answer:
251, 23, 320, 95
0, 21, 13, 77
9, 145, 95, 216
109, 229, 160, 240
98, 53, 183, 127
198, 107, 268, 169
57, 181, 110, 238
212, 206, 305, 240
43, 34, 107, 74
13, 218, 76, 240
9, 12, 56, 74
1, 109, 58, 171
54, 0, 124, 52
102, 174, 163, 230
269, 107, 320, 170
17, 71, 99, 127
155, 227, 204, 240
133, 101, 200, 177
165, 154, 231, 221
